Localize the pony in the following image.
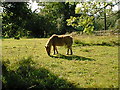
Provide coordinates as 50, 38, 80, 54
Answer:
45, 34, 73, 56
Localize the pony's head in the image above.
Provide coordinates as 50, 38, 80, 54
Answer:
45, 45, 51, 56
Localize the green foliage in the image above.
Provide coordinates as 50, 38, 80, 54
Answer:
39, 2, 65, 34
2, 2, 32, 38
116, 10, 120, 19
67, 16, 77, 27
67, 15, 94, 34
2, 2, 57, 38
94, 10, 118, 30
2, 2, 76, 38
2, 2, 119, 37
39, 2, 76, 35
67, 1, 119, 33
25, 14, 48, 38
67, 2, 97, 34
115, 18, 120, 30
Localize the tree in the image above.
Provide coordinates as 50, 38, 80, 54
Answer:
2, 2, 32, 38
39, 2, 76, 35
25, 13, 48, 38
66, 1, 120, 34
67, 2, 96, 34
2, 2, 50, 38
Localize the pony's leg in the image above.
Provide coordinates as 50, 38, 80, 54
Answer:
66, 48, 69, 55
70, 47, 73, 55
55, 46, 58, 54
53, 46, 56, 55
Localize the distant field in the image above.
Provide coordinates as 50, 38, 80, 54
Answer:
2, 35, 119, 88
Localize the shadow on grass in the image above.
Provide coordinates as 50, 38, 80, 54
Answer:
2, 57, 75, 89
50, 54, 95, 61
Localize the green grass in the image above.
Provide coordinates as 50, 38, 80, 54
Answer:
2, 35, 119, 89
74, 35, 119, 46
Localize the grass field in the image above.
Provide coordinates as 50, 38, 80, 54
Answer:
2, 35, 119, 89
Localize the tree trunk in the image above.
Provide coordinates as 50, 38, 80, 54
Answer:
104, 4, 107, 30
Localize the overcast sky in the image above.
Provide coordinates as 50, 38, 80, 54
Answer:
29, 0, 39, 12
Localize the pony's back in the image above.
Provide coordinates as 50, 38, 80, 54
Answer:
51, 34, 73, 47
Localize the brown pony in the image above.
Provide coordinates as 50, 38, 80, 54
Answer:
45, 34, 73, 56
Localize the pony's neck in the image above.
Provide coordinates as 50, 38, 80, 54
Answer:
47, 39, 52, 47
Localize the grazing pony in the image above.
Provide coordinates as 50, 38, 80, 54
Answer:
45, 34, 73, 56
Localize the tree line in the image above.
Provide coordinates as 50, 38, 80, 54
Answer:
1, 1, 120, 38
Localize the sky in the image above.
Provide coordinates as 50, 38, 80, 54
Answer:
29, 0, 39, 12
113, 5, 119, 11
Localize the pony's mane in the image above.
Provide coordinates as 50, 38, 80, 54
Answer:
51, 34, 72, 38
45, 34, 56, 47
